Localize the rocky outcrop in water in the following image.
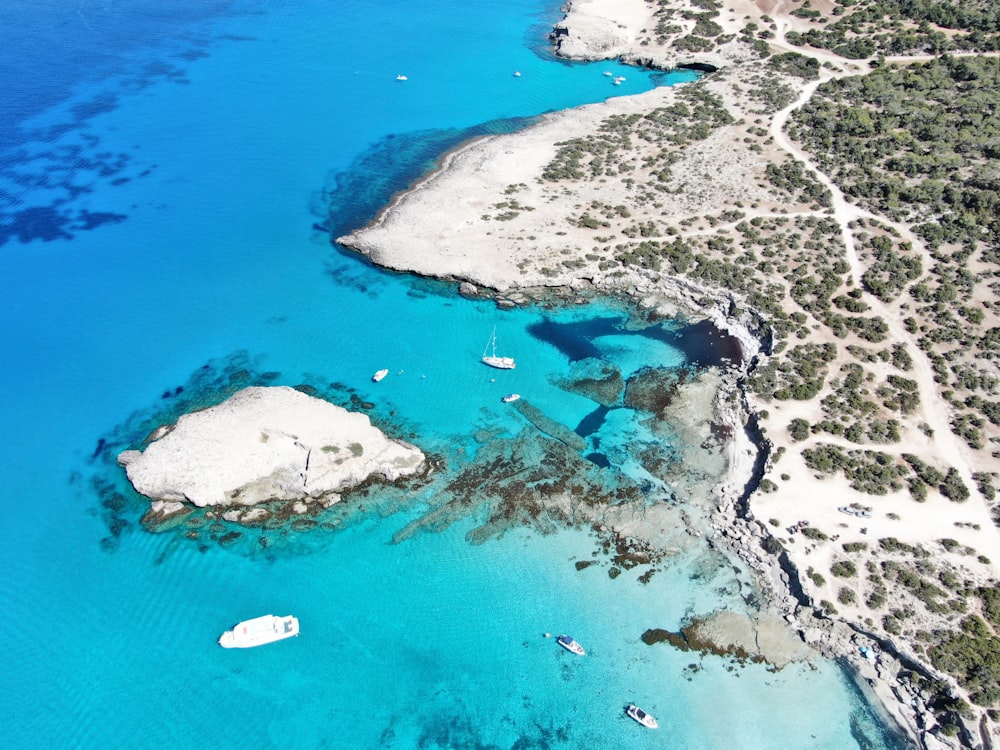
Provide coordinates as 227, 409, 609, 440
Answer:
624, 366, 687, 415
642, 610, 814, 669
551, 357, 624, 406
118, 386, 425, 524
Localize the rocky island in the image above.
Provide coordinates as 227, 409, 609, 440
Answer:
118, 386, 425, 527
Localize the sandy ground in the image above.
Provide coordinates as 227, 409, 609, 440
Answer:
338, 1, 1000, 745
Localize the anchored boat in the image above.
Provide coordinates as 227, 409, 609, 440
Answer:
482, 325, 515, 369
556, 634, 585, 655
219, 614, 299, 648
626, 704, 658, 729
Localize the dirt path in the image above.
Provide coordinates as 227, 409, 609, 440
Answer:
765, 48, 986, 507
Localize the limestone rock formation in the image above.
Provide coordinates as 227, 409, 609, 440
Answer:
118, 386, 425, 511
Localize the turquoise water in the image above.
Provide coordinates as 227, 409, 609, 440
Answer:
0, 1, 907, 748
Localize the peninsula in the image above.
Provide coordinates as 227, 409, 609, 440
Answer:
339, 0, 1000, 746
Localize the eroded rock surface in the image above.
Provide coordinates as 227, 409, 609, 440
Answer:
118, 386, 425, 516
643, 610, 815, 669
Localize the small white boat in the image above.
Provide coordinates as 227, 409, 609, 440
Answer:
372, 369, 389, 382
395, 74, 408, 81
482, 325, 515, 370
556, 634, 585, 655
219, 614, 299, 649
513, 71, 521, 77
501, 393, 520, 403
626, 704, 658, 729
603, 71, 613, 76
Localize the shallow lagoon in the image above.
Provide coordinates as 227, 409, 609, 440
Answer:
0, 1, 907, 747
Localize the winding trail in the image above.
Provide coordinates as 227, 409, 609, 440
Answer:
766, 52, 987, 509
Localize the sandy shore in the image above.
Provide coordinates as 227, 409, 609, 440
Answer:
338, 1, 1000, 746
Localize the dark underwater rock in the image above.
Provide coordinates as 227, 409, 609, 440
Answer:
218, 531, 242, 546
624, 366, 688, 414
551, 357, 624, 406
509, 400, 587, 452
391, 428, 640, 545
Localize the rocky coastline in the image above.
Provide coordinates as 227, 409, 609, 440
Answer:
334, 1, 1000, 747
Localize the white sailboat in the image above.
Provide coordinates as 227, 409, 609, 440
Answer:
482, 325, 515, 369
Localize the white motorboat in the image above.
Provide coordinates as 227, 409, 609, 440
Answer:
626, 704, 658, 729
219, 614, 299, 648
372, 368, 389, 382
501, 393, 520, 403
482, 325, 515, 369
556, 634, 585, 655
395, 74, 408, 81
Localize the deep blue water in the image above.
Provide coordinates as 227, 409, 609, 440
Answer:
0, 2, 908, 748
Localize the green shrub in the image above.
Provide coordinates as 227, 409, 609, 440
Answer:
940, 468, 970, 502
789, 418, 811, 441
838, 587, 857, 605
762, 536, 783, 555
807, 567, 826, 587
866, 588, 887, 609
831, 560, 858, 578
802, 526, 828, 541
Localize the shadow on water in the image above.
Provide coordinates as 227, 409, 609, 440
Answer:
575, 404, 610, 437
527, 315, 744, 369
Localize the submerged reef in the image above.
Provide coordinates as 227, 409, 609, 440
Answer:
392, 426, 641, 546
89, 328, 736, 569
550, 357, 624, 406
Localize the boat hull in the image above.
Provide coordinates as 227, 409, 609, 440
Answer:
626, 705, 658, 729
482, 356, 515, 370
219, 614, 299, 648
556, 635, 585, 655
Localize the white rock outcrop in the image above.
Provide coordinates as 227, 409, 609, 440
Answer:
118, 386, 424, 508
549, 0, 649, 60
